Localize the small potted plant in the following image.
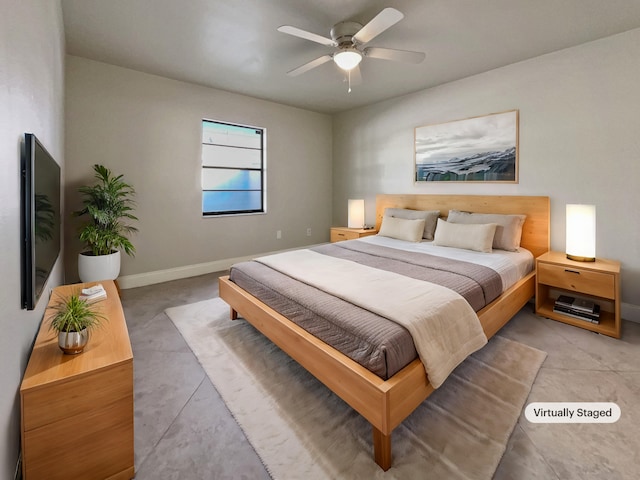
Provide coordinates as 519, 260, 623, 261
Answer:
49, 294, 104, 354
74, 164, 138, 282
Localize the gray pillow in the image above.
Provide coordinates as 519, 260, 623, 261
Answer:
384, 208, 440, 240
447, 210, 526, 251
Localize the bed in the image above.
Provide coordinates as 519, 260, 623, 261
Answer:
219, 194, 550, 470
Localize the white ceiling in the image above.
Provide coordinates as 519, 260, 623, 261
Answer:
61, 0, 640, 114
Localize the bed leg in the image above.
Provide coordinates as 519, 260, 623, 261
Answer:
230, 307, 238, 320
372, 427, 392, 471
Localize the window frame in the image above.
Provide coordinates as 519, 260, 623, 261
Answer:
201, 118, 266, 217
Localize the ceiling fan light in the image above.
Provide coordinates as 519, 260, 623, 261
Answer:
334, 49, 362, 71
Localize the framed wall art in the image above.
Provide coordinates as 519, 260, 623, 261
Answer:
415, 110, 518, 183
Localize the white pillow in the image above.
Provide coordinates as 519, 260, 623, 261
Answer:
378, 216, 426, 242
447, 210, 526, 251
432, 218, 498, 253
384, 208, 440, 240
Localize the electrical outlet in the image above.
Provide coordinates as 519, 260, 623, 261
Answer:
306, 228, 312, 237
276, 230, 282, 239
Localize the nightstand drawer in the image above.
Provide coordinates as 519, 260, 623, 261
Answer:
537, 263, 615, 299
331, 230, 360, 242
330, 227, 377, 243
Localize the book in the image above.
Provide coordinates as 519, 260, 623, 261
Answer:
554, 295, 598, 314
553, 304, 600, 318
571, 298, 598, 314
555, 295, 575, 308
553, 304, 601, 324
80, 284, 107, 304
553, 308, 600, 324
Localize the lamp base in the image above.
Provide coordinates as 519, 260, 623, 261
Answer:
566, 253, 596, 262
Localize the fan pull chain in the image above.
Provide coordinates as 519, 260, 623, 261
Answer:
348, 70, 352, 93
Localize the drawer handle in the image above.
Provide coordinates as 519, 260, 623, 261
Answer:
564, 269, 581, 274
338, 233, 346, 237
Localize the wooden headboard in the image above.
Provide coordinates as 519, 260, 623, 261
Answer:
375, 194, 550, 258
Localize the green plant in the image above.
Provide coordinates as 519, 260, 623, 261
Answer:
74, 164, 138, 256
49, 294, 104, 333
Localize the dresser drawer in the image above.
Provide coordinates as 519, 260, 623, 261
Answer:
22, 362, 132, 431
23, 395, 134, 480
537, 263, 615, 299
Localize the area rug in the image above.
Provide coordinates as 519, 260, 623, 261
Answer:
166, 298, 546, 480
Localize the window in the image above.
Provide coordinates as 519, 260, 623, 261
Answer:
201, 119, 265, 215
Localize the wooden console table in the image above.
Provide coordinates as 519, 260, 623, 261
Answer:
20, 280, 134, 480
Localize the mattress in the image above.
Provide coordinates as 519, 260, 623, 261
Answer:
229, 237, 533, 380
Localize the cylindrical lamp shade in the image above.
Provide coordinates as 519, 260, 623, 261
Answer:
566, 204, 596, 262
348, 199, 365, 228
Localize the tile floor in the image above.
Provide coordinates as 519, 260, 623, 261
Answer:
120, 272, 640, 479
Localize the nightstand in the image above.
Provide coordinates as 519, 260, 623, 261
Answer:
330, 227, 377, 243
535, 251, 621, 338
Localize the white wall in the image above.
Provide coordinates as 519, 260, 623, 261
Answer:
0, 0, 66, 477
333, 28, 640, 313
65, 56, 333, 286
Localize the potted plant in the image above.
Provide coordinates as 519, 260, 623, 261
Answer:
74, 164, 138, 282
49, 294, 104, 354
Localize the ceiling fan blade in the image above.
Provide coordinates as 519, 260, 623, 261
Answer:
353, 7, 404, 44
364, 47, 425, 64
277, 25, 337, 46
286, 55, 333, 76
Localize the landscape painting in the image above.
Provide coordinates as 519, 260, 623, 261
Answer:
415, 110, 518, 182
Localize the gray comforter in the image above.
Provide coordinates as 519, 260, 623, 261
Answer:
229, 240, 502, 380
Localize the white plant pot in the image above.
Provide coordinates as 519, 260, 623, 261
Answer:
78, 250, 121, 283
58, 329, 89, 355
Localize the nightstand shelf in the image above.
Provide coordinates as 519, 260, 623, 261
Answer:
535, 251, 621, 338
330, 227, 377, 243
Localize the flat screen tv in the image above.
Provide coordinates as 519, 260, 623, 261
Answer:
21, 133, 61, 310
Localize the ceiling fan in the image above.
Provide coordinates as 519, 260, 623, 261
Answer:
277, 7, 425, 89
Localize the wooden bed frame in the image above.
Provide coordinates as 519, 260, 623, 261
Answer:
219, 194, 550, 470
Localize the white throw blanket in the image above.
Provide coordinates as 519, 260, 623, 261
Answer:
255, 249, 488, 388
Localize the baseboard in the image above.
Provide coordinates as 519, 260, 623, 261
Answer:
116, 244, 322, 290
622, 302, 640, 324
116, 257, 246, 289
